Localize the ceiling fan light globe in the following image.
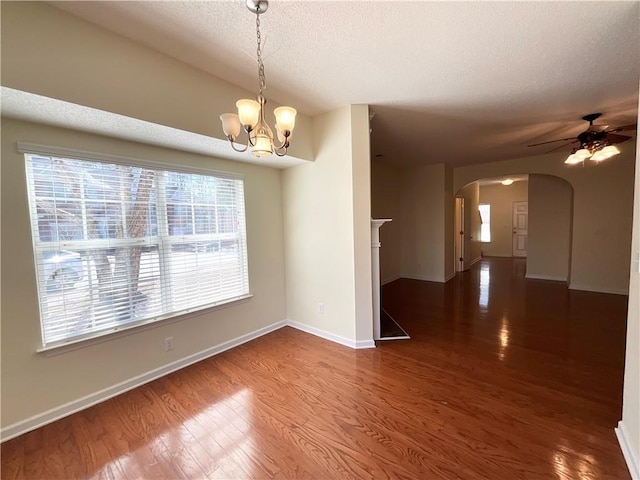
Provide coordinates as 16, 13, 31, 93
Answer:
575, 148, 592, 159
564, 154, 582, 165
600, 145, 620, 157
590, 151, 608, 162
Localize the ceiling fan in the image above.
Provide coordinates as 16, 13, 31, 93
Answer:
527, 113, 637, 164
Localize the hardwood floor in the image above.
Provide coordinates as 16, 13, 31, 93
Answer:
1, 257, 630, 479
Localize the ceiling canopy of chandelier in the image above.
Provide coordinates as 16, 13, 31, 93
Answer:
220, 0, 297, 157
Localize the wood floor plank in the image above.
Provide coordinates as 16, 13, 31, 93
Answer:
1, 257, 631, 479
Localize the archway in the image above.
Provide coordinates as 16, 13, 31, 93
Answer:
454, 174, 573, 283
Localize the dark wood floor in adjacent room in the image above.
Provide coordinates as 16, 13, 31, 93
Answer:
1, 257, 630, 479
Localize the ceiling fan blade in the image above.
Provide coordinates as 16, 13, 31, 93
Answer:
527, 137, 576, 147
545, 141, 577, 153
606, 133, 632, 144
607, 124, 637, 133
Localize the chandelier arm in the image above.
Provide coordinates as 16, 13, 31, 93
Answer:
274, 147, 288, 157
273, 136, 290, 151
228, 139, 250, 153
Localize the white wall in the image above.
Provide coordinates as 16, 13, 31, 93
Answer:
399, 164, 447, 282
1, 118, 288, 431
527, 175, 573, 282
0, 1, 314, 160
479, 180, 528, 257
282, 105, 373, 347
618, 95, 640, 478
455, 145, 636, 295
371, 160, 402, 283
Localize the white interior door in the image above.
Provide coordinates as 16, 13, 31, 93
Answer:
512, 201, 528, 257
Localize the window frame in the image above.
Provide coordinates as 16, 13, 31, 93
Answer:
19, 142, 252, 352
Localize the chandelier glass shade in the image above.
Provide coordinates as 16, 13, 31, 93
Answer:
220, 0, 297, 157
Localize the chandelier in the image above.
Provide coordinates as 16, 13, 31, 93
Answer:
220, 0, 297, 157
564, 129, 620, 165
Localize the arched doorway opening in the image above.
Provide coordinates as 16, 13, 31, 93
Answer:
454, 174, 574, 282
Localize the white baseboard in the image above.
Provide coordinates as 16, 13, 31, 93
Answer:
569, 283, 629, 296
470, 256, 482, 266
381, 275, 402, 286
526, 273, 567, 282
616, 421, 640, 480
0, 320, 287, 443
286, 320, 375, 349
444, 272, 456, 282
400, 274, 447, 283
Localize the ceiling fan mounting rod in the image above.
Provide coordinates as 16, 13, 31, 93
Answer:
582, 112, 602, 125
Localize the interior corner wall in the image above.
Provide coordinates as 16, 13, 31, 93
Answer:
444, 165, 455, 280
454, 142, 636, 295
619, 95, 640, 478
400, 164, 447, 282
527, 175, 573, 282
457, 182, 482, 264
371, 160, 403, 284
282, 105, 372, 346
479, 181, 528, 257
1, 118, 287, 432
0, 1, 314, 160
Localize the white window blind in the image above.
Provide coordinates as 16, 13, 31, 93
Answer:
24, 153, 249, 347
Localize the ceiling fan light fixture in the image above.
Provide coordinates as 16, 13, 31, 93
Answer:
575, 148, 592, 159
590, 150, 609, 162
501, 179, 514, 186
564, 154, 583, 165
600, 145, 620, 158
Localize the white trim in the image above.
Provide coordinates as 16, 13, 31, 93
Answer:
0, 320, 286, 443
377, 335, 410, 341
569, 283, 629, 296
525, 274, 567, 282
616, 421, 640, 480
401, 274, 447, 283
481, 253, 513, 258
470, 256, 483, 266
17, 141, 245, 180
286, 320, 375, 349
444, 272, 456, 282
381, 275, 402, 285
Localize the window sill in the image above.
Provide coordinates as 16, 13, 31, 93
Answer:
37, 293, 253, 357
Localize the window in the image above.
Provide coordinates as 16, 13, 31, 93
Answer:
479, 204, 491, 242
24, 151, 249, 348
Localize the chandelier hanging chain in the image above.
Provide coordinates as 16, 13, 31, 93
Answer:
256, 7, 266, 98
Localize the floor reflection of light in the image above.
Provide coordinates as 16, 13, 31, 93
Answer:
498, 315, 509, 361
479, 266, 490, 307
104, 388, 256, 478
552, 441, 600, 479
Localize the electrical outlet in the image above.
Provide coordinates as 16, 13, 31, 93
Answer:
164, 337, 174, 352
318, 302, 325, 315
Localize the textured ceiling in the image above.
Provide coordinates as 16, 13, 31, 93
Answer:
51, 1, 640, 168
